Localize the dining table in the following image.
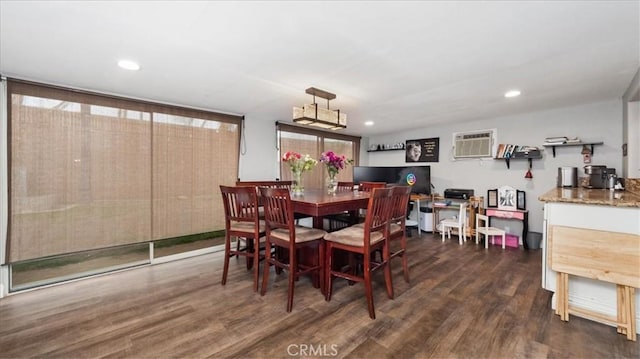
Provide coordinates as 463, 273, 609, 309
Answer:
290, 188, 371, 228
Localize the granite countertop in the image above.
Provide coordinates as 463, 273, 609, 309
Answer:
538, 187, 640, 208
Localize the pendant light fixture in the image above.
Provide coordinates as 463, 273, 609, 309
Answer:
293, 87, 346, 130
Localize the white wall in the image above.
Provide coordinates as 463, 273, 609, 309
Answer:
238, 116, 280, 181
363, 100, 623, 234
235, 99, 624, 234
622, 67, 640, 178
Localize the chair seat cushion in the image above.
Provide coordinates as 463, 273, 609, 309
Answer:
270, 226, 327, 243
230, 220, 266, 233
389, 222, 403, 235
351, 221, 401, 238
324, 226, 384, 247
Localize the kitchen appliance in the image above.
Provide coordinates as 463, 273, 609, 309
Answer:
583, 165, 616, 189
557, 167, 578, 187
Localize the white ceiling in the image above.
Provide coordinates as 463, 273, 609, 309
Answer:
1, 1, 639, 136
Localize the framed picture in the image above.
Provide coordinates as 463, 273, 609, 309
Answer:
517, 190, 526, 210
487, 189, 498, 208
497, 185, 517, 210
405, 137, 439, 163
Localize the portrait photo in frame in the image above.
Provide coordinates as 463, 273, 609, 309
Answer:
487, 189, 498, 208
516, 190, 526, 210
405, 137, 439, 163
497, 185, 517, 210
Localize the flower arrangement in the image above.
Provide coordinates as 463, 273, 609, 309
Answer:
282, 151, 317, 174
319, 151, 353, 178
282, 151, 317, 194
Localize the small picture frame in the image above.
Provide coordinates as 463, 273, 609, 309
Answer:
498, 185, 517, 211
517, 190, 526, 210
487, 189, 498, 208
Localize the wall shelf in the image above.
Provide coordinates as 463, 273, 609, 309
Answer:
367, 148, 404, 153
542, 142, 604, 158
494, 151, 542, 169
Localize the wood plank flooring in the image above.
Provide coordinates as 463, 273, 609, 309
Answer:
1, 233, 638, 358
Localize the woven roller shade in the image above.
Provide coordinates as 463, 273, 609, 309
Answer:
7, 80, 241, 262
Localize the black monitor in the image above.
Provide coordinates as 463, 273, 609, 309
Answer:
353, 166, 431, 195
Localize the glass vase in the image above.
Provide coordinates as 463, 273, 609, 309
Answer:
327, 173, 338, 195
291, 170, 304, 195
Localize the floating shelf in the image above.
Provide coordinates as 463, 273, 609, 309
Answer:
542, 142, 604, 158
367, 148, 404, 153
495, 151, 542, 169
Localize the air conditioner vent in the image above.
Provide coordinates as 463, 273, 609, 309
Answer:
453, 130, 495, 158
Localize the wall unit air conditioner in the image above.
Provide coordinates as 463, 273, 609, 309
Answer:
453, 129, 495, 158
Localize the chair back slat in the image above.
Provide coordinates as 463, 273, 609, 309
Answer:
458, 202, 468, 226
259, 187, 294, 233
337, 182, 354, 192
391, 186, 412, 223
359, 181, 386, 193
363, 187, 394, 248
237, 180, 292, 190
220, 185, 260, 225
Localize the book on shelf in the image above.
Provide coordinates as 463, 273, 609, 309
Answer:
505, 144, 515, 158
519, 146, 539, 152
545, 136, 568, 143
496, 144, 506, 158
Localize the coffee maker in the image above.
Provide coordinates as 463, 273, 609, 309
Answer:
583, 165, 616, 189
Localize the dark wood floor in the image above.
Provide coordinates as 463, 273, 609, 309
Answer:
1, 233, 638, 358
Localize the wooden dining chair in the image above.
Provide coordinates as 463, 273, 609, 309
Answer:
236, 180, 293, 190
356, 181, 386, 223
325, 182, 357, 231
337, 181, 354, 191
359, 181, 386, 192
324, 187, 394, 319
259, 187, 327, 312
219, 185, 265, 292
389, 185, 412, 283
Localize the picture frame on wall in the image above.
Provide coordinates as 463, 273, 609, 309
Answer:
487, 189, 498, 208
497, 185, 517, 211
517, 190, 526, 210
405, 137, 439, 163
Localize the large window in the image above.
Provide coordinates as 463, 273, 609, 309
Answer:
277, 123, 360, 187
6, 80, 240, 290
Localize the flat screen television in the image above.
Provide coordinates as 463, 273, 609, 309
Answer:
353, 166, 431, 195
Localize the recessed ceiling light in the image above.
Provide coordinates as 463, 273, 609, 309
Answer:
364, 121, 374, 126
504, 90, 521, 98
118, 60, 140, 71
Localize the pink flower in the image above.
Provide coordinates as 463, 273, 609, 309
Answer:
319, 151, 353, 176
282, 151, 317, 173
